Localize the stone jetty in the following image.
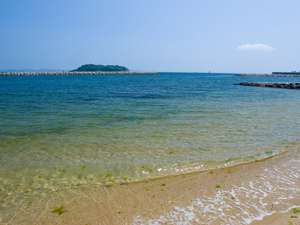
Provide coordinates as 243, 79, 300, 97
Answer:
0, 71, 158, 76
237, 73, 300, 77
272, 72, 300, 76
237, 82, 300, 89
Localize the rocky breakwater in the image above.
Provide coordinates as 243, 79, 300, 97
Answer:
0, 71, 158, 76
237, 82, 300, 89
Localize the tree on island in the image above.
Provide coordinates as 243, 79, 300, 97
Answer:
71, 64, 129, 72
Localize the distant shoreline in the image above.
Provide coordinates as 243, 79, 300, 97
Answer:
0, 71, 158, 76
1, 71, 300, 77
237, 73, 300, 77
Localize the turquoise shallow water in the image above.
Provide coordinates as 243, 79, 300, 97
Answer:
1, 73, 300, 213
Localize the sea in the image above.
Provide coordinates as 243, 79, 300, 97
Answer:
1, 73, 300, 222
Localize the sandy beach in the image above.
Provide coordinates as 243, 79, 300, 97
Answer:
2, 145, 298, 225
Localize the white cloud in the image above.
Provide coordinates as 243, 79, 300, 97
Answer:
237, 43, 275, 52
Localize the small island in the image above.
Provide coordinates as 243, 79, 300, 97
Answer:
71, 64, 129, 72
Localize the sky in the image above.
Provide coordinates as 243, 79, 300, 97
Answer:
0, 0, 300, 73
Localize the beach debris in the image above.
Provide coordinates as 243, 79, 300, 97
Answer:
51, 205, 66, 216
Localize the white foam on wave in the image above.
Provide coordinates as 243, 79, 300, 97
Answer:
132, 158, 300, 225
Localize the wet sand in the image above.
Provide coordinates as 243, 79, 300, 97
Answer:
252, 210, 300, 225
2, 148, 300, 225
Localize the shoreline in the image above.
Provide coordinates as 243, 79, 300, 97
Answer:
113, 150, 286, 187
130, 149, 300, 225
4, 147, 299, 225
2, 71, 300, 77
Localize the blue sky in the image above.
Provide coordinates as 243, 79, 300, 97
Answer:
0, 0, 300, 73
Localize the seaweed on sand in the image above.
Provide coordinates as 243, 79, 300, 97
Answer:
292, 207, 300, 214
264, 150, 273, 155
104, 172, 116, 186
141, 165, 154, 173
215, 184, 222, 189
120, 176, 130, 185
51, 205, 66, 215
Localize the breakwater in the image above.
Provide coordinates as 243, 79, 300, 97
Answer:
237, 82, 300, 89
272, 72, 300, 75
0, 71, 158, 76
237, 73, 300, 77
